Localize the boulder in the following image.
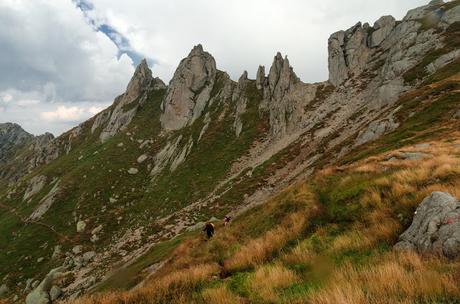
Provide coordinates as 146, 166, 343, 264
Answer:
82, 251, 96, 262
49, 286, 61, 301
25, 267, 63, 304
128, 168, 139, 175
91, 225, 103, 235
51, 245, 62, 259
76, 221, 86, 233
137, 154, 148, 164
395, 192, 460, 258
399, 151, 431, 160
72, 245, 83, 255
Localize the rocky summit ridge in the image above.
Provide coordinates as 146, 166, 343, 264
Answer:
0, 1, 459, 302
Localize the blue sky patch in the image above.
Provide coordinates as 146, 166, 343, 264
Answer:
73, 0, 154, 67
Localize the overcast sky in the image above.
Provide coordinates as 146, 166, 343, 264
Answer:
0, 0, 429, 136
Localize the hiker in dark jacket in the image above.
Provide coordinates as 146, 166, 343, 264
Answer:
203, 222, 215, 239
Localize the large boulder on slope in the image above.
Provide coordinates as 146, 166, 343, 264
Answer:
395, 192, 460, 258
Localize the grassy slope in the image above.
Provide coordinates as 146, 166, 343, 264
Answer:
0, 73, 275, 291
70, 60, 460, 303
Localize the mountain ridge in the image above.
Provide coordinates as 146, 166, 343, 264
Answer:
0, 1, 459, 302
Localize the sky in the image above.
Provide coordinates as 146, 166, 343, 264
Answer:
0, 0, 429, 136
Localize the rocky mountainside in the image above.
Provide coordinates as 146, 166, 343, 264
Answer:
0, 1, 459, 302
0, 123, 54, 186
0, 123, 34, 164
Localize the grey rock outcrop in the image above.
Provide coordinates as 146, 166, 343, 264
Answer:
94, 59, 166, 142
23, 175, 47, 201
49, 286, 61, 301
256, 65, 266, 90
258, 52, 307, 138
25, 267, 64, 304
27, 181, 60, 221
370, 16, 396, 48
355, 118, 399, 146
160, 44, 217, 131
76, 221, 86, 233
268, 53, 299, 102
395, 192, 460, 258
328, 22, 372, 86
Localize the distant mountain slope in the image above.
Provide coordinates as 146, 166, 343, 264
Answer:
0, 123, 54, 186
0, 123, 34, 164
0, 1, 459, 302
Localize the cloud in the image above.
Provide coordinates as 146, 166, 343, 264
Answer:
73, 0, 151, 66
41, 106, 85, 122
0, 0, 134, 135
40, 104, 105, 123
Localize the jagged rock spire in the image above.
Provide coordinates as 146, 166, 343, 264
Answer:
256, 65, 266, 90
96, 59, 165, 142
267, 52, 298, 101
160, 44, 217, 131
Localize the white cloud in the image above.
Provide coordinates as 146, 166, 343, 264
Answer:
1, 94, 12, 103
88, 106, 104, 115
0, 0, 134, 135
41, 106, 85, 122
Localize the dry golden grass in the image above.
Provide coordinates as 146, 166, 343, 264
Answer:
308, 251, 460, 304
201, 286, 241, 304
251, 264, 299, 303
224, 184, 316, 272
331, 214, 400, 252
282, 240, 316, 265
224, 211, 307, 272
70, 263, 219, 304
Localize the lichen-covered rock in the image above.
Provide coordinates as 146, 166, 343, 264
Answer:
395, 192, 460, 258
160, 44, 217, 131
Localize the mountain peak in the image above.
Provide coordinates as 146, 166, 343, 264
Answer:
267, 52, 298, 100
160, 44, 217, 131
190, 44, 205, 55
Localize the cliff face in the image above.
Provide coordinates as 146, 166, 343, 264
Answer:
160, 44, 217, 131
0, 123, 34, 164
0, 1, 459, 301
